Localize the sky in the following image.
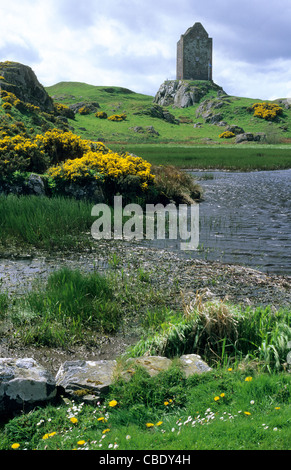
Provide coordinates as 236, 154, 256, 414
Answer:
1, 0, 291, 100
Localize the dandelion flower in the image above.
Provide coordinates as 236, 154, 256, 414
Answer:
102, 428, 110, 434
164, 401, 169, 406
275, 407, 280, 410
146, 423, 154, 428
109, 400, 118, 407
214, 396, 220, 401
11, 443, 20, 449
77, 440, 86, 446
244, 411, 251, 416
70, 417, 78, 424
245, 376, 253, 382
228, 368, 233, 371
220, 393, 225, 398
156, 421, 163, 426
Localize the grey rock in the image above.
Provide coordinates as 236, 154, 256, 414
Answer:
55, 359, 117, 397
154, 80, 225, 108
0, 61, 54, 112
0, 358, 56, 416
26, 174, 46, 196
179, 354, 212, 377
235, 132, 254, 144
225, 125, 245, 135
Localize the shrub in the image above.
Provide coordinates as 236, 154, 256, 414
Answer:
78, 106, 91, 115
95, 111, 108, 119
250, 102, 283, 121
150, 165, 201, 204
53, 102, 75, 119
0, 134, 48, 176
219, 131, 235, 139
47, 148, 155, 201
108, 113, 127, 121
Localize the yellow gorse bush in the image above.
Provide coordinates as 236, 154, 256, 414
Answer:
219, 131, 235, 139
251, 102, 283, 121
47, 148, 154, 190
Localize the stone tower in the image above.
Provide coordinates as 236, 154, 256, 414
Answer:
176, 23, 212, 81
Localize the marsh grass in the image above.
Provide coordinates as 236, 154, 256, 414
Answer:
8, 267, 122, 346
0, 194, 93, 250
117, 144, 291, 170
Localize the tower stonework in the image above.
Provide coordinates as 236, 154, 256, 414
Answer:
177, 23, 212, 81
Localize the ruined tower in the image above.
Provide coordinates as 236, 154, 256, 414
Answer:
176, 23, 212, 81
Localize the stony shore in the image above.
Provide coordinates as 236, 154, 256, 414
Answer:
0, 238, 290, 374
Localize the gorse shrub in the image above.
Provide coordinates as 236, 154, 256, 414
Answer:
108, 113, 127, 121
95, 111, 108, 119
219, 131, 235, 139
250, 102, 283, 121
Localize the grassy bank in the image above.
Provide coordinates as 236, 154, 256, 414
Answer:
111, 144, 291, 170
1, 367, 290, 450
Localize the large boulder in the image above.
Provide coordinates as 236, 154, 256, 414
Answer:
0, 358, 57, 416
0, 61, 54, 112
154, 80, 226, 108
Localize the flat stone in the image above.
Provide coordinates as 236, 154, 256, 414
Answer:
55, 359, 117, 397
179, 354, 212, 377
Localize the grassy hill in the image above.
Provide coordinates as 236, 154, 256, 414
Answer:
45, 80, 291, 146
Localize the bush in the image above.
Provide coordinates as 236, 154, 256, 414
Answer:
95, 111, 108, 119
250, 102, 283, 121
219, 131, 235, 139
108, 113, 127, 121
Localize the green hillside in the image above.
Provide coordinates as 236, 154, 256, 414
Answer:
45, 81, 291, 146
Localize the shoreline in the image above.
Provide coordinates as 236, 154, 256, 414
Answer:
0, 239, 290, 374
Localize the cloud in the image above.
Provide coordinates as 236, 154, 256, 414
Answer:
0, 0, 290, 100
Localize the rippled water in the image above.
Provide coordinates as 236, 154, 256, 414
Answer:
145, 169, 291, 274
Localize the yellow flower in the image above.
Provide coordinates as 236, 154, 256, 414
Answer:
102, 428, 110, 434
275, 407, 280, 410
109, 399, 118, 407
146, 423, 154, 428
77, 440, 86, 445
97, 417, 106, 422
11, 443, 20, 449
70, 417, 78, 424
214, 396, 220, 401
244, 411, 251, 416
164, 401, 169, 406
228, 368, 233, 371
245, 376, 253, 382
220, 393, 225, 398
156, 421, 163, 426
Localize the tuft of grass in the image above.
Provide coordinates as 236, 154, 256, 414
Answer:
8, 267, 122, 346
128, 296, 291, 372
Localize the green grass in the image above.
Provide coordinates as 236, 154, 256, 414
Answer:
111, 143, 291, 170
0, 194, 93, 251
0, 367, 290, 450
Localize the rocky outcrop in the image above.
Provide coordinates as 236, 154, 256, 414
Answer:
154, 80, 226, 108
0, 61, 54, 112
235, 132, 267, 144
0, 358, 56, 416
195, 96, 230, 123
0, 354, 211, 416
